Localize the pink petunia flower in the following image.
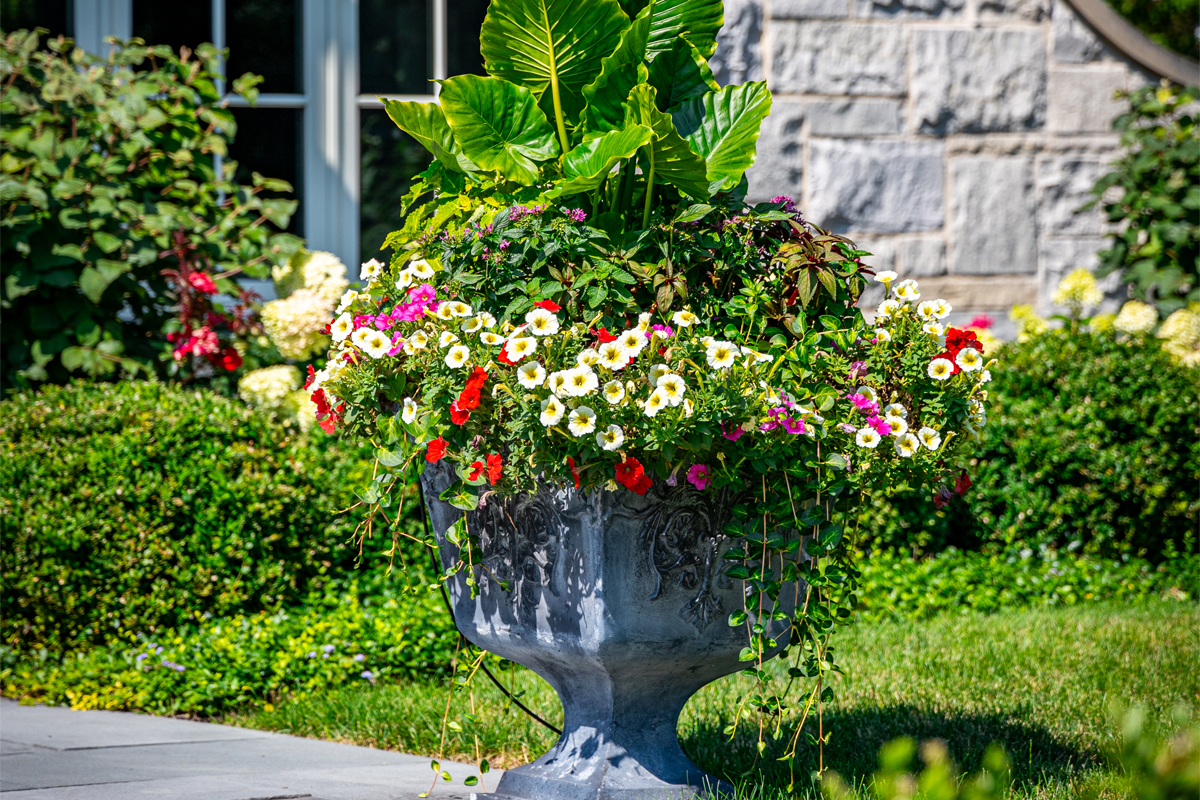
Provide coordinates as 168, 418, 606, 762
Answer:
408, 284, 437, 304
721, 421, 745, 442
687, 463, 711, 491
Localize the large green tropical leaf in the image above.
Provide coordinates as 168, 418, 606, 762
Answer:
624, 83, 709, 198
645, 0, 723, 59
439, 75, 560, 186
479, 0, 630, 135
646, 35, 719, 112
382, 99, 475, 174
671, 81, 771, 192
580, 13, 651, 134
552, 124, 654, 196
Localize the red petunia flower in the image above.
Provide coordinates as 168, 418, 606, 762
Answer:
311, 389, 344, 434
615, 456, 652, 495
566, 456, 580, 489
465, 365, 488, 390
450, 401, 471, 425
304, 364, 316, 390
426, 437, 448, 463
953, 469, 972, 496
593, 327, 617, 344
486, 453, 503, 486
497, 344, 516, 365
534, 300, 561, 312
468, 460, 486, 482
458, 385, 482, 410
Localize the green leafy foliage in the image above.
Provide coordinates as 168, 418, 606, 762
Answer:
1089, 83, 1199, 315
858, 327, 1199, 561
823, 738, 1012, 800
0, 30, 302, 390
1105, 0, 1199, 59
0, 381, 386, 654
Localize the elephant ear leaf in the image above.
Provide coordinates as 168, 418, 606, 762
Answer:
439, 75, 560, 186
671, 81, 771, 193
480, 0, 630, 131
383, 99, 474, 174
580, 12, 651, 134
645, 0, 724, 60
646, 35, 719, 112
624, 83, 709, 199
551, 124, 654, 196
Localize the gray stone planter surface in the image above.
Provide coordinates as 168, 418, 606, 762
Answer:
421, 463, 795, 800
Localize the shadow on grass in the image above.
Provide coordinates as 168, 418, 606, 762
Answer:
682, 704, 1100, 794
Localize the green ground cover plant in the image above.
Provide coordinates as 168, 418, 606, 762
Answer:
0, 380, 388, 653
229, 602, 1199, 799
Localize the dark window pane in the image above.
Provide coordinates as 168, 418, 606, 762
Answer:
360, 0, 429, 95
227, 0, 301, 93
2, 0, 70, 37
228, 108, 303, 234
133, 0, 212, 53
361, 109, 431, 261
447, 0, 489, 77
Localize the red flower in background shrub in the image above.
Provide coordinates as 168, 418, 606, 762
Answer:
187, 272, 218, 294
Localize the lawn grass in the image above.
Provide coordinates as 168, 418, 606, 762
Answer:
228, 601, 1198, 798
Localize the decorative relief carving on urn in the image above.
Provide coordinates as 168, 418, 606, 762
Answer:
636, 484, 742, 632
466, 491, 564, 618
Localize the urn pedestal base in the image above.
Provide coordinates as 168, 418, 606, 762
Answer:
421, 464, 793, 800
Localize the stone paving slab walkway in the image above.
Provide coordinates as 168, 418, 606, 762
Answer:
0, 699, 497, 800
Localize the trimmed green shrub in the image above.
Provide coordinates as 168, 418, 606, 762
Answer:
859, 327, 1199, 561
0, 575, 457, 715
0, 380, 418, 654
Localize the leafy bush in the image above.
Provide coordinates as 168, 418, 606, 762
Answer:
854, 549, 1197, 622
0, 575, 457, 715
858, 326, 1199, 561
0, 380, 412, 654
1105, 0, 1199, 60
1090, 83, 1199, 316
0, 30, 301, 389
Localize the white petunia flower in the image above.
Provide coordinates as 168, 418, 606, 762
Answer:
603, 380, 626, 405
549, 369, 573, 398
446, 301, 472, 318
525, 307, 560, 336
330, 313, 353, 342
407, 330, 428, 350
917, 427, 941, 451
955, 347, 982, 372
636, 312, 653, 332
477, 312, 497, 328
648, 363, 670, 387
395, 269, 414, 290
409, 259, 434, 279
565, 367, 599, 397
350, 327, 374, 350
616, 328, 648, 358
856, 428, 881, 448
435, 303, 455, 320
923, 322, 945, 337
894, 280, 920, 302
657, 374, 687, 406
506, 336, 537, 361
567, 406, 597, 437
874, 270, 898, 285
672, 310, 699, 327
928, 358, 954, 380
438, 331, 460, 348
979, 369, 993, 383
461, 316, 484, 334
934, 299, 952, 319
916, 301, 938, 319
517, 361, 546, 389
893, 432, 919, 458
856, 385, 878, 404
644, 387, 669, 417
540, 396, 565, 426
397, 397, 419, 426
886, 417, 909, 436
360, 329, 391, 359
597, 341, 630, 370
706, 341, 737, 370
335, 290, 359, 314
877, 299, 901, 319
883, 403, 908, 419
874, 328, 892, 342
740, 346, 773, 365
597, 424, 624, 450
360, 258, 384, 282
683, 398, 695, 417
576, 349, 600, 367
444, 345, 470, 368
479, 331, 504, 346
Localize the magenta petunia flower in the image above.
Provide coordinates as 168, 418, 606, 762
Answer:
687, 463, 711, 491
408, 284, 437, 304
721, 421, 745, 441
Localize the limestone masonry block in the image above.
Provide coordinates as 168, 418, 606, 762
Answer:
1036, 154, 1115, 236
913, 275, 1040, 309
772, 21, 907, 96
852, 0, 965, 19
746, 100, 804, 202
806, 98, 904, 136
711, 0, 764, 85
950, 156, 1038, 275
978, 0, 1050, 23
912, 29, 1047, 134
1051, 0, 1115, 63
772, 0, 850, 17
849, 235, 898, 274
897, 236, 949, 277
1048, 66, 1129, 132
808, 139, 944, 233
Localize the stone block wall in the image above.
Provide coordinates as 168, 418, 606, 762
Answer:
711, 0, 1166, 333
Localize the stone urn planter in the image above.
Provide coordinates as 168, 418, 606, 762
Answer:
420, 462, 796, 800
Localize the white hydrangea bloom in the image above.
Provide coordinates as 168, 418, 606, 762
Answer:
238, 365, 302, 410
